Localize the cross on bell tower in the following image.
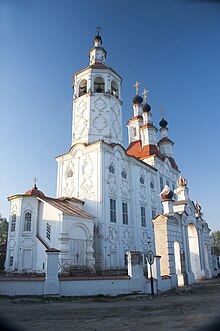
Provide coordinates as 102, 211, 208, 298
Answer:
33, 176, 38, 189
96, 25, 102, 35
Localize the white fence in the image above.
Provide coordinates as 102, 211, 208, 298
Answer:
0, 251, 174, 297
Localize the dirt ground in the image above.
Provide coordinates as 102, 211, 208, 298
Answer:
0, 277, 220, 331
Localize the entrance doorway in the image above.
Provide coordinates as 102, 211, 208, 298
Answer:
69, 226, 87, 268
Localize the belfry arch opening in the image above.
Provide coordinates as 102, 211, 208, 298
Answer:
188, 223, 201, 280
94, 76, 105, 93
78, 79, 87, 97
111, 81, 118, 97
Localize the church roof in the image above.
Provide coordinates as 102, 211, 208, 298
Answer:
73, 63, 122, 80
126, 140, 163, 160
39, 196, 94, 219
25, 186, 45, 198
126, 140, 179, 170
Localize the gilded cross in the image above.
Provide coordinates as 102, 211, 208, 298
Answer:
160, 105, 165, 119
142, 88, 149, 103
96, 26, 102, 35
33, 176, 38, 188
134, 81, 140, 95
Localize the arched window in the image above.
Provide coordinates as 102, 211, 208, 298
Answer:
94, 76, 105, 93
150, 181, 154, 189
140, 176, 145, 185
121, 170, 127, 179
11, 214, 16, 232
78, 79, 87, 97
109, 164, 115, 174
111, 81, 118, 97
67, 169, 73, 178
24, 212, 32, 232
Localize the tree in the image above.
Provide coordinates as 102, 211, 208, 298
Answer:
210, 230, 220, 256
0, 215, 8, 245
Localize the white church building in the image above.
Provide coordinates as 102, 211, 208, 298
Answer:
5, 32, 215, 287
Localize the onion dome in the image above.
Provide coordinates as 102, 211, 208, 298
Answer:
94, 34, 102, 45
161, 190, 174, 201
132, 95, 143, 104
25, 185, 45, 198
142, 102, 151, 113
159, 118, 168, 128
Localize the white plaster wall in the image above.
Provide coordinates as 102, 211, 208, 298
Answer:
38, 199, 62, 249
0, 280, 44, 296
60, 279, 130, 296
98, 143, 158, 268
5, 197, 23, 271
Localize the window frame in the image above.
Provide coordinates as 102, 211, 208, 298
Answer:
109, 164, 115, 174
11, 214, 16, 232
24, 212, 32, 232
122, 202, 128, 225
160, 176, 164, 193
141, 206, 146, 227
110, 198, 116, 223
46, 223, 51, 241
121, 170, 127, 179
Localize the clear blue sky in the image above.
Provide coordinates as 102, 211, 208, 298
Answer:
0, 0, 220, 230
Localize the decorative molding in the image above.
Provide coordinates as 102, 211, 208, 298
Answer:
108, 225, 119, 250
75, 100, 88, 135
111, 104, 121, 136
122, 228, 131, 249
92, 97, 107, 112
80, 155, 94, 194
92, 113, 108, 132
20, 238, 36, 248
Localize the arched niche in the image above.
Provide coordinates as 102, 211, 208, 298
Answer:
188, 223, 201, 280
94, 76, 105, 93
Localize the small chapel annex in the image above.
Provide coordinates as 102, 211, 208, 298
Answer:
5, 31, 216, 287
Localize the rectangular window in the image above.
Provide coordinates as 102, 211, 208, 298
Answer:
11, 215, 16, 232
172, 183, 177, 200
24, 212, 31, 232
160, 176, 164, 193
141, 206, 146, 227
152, 208, 156, 219
46, 223, 51, 241
122, 202, 128, 225
110, 198, 116, 223
133, 127, 137, 137
9, 251, 14, 267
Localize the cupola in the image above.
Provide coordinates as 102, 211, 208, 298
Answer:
158, 113, 174, 157
25, 177, 45, 198
89, 26, 107, 65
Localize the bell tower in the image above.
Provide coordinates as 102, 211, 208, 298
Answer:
71, 29, 123, 146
